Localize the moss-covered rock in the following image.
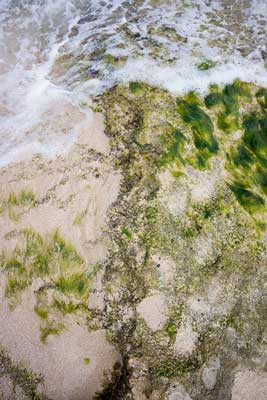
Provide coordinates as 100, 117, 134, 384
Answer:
95, 80, 267, 399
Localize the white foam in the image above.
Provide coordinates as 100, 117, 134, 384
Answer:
113, 56, 267, 96
0, 0, 89, 166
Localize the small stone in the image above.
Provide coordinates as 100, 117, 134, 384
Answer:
151, 254, 176, 286
173, 322, 199, 358
136, 293, 168, 332
202, 358, 220, 390
166, 383, 192, 400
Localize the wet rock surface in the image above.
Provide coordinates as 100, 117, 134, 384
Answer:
2, 81, 267, 399
92, 81, 267, 399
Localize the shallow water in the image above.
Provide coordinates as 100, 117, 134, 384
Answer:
0, 0, 267, 165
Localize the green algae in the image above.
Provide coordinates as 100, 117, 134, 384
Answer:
55, 272, 89, 299
204, 92, 223, 108
0, 189, 37, 223
129, 81, 147, 95
19, 189, 35, 206
256, 87, 267, 109
5, 275, 31, 298
34, 305, 49, 320
176, 97, 218, 168
0, 229, 93, 342
204, 79, 251, 133
7, 189, 35, 207
197, 59, 216, 71
228, 183, 265, 214
83, 357, 90, 365
73, 203, 88, 225
121, 227, 133, 240
40, 322, 65, 343
1, 229, 90, 308
225, 110, 267, 217
159, 128, 186, 167
103, 54, 128, 67
148, 25, 187, 43
242, 112, 267, 160
52, 296, 81, 315
153, 356, 201, 378
164, 322, 177, 341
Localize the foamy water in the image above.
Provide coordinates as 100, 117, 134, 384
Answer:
0, 0, 267, 166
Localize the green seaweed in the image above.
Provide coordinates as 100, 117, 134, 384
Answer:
242, 112, 267, 160
34, 305, 48, 320
232, 144, 255, 169
52, 296, 81, 314
2, 229, 89, 307
51, 230, 83, 264
153, 356, 200, 378
33, 253, 50, 276
255, 165, 267, 194
197, 59, 216, 71
8, 192, 18, 206
177, 99, 218, 152
256, 88, 267, 109
165, 322, 177, 341
204, 92, 223, 108
19, 189, 35, 206
205, 80, 251, 132
4, 257, 25, 274
229, 183, 265, 214
129, 81, 146, 95
177, 98, 218, 168
23, 229, 44, 258
5, 275, 31, 298
40, 322, 65, 343
217, 111, 239, 132
121, 227, 133, 240
159, 128, 186, 167
55, 272, 89, 298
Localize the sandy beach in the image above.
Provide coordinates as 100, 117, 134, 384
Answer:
0, 110, 121, 399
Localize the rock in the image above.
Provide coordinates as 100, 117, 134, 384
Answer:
173, 322, 199, 358
202, 358, 220, 390
232, 370, 267, 400
151, 254, 176, 286
165, 383, 192, 400
136, 293, 168, 332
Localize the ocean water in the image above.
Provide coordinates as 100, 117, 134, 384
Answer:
0, 0, 267, 166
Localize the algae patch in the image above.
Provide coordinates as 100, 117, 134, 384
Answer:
0, 229, 93, 342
